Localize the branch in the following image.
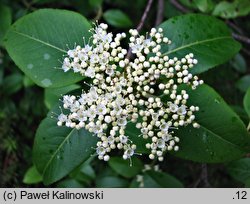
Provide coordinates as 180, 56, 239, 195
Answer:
126, 0, 155, 59
226, 20, 244, 35
170, 0, 190, 13
201, 164, 211, 187
137, 0, 155, 31
233, 33, 250, 45
192, 164, 211, 187
155, 0, 164, 26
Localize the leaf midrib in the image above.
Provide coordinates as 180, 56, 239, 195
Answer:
12, 30, 67, 53
42, 128, 76, 176
200, 124, 244, 151
163, 36, 232, 55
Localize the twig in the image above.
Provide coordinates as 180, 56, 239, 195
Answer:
192, 164, 211, 187
201, 164, 210, 187
242, 48, 250, 56
155, 0, 164, 26
126, 0, 155, 59
170, 0, 189, 13
233, 33, 250, 45
137, 0, 155, 31
226, 20, 244, 35
93, 7, 103, 21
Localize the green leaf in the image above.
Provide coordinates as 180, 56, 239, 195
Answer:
44, 84, 81, 109
108, 157, 143, 178
103, 9, 133, 28
244, 88, 250, 118
231, 54, 247, 73
0, 4, 11, 46
160, 14, 241, 74
194, 0, 215, 12
96, 176, 129, 187
213, 0, 250, 19
5, 9, 91, 88
23, 166, 42, 184
236, 75, 250, 92
173, 84, 250, 163
227, 158, 250, 184
57, 178, 84, 188
89, 0, 103, 8
125, 121, 149, 154
80, 164, 96, 179
143, 170, 183, 188
246, 179, 250, 187
2, 73, 23, 95
33, 106, 98, 185
23, 75, 35, 87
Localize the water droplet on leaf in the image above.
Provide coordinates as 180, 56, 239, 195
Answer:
41, 78, 52, 87
43, 53, 51, 60
27, 64, 33, 69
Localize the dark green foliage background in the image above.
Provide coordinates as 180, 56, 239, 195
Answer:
1, 0, 250, 188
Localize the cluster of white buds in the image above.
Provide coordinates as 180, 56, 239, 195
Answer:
57, 23, 203, 162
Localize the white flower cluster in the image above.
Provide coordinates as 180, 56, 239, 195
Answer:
58, 23, 203, 162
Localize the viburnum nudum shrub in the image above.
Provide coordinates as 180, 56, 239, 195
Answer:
4, 9, 250, 185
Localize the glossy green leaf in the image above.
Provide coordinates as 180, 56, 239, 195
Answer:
0, 4, 11, 46
236, 75, 250, 92
173, 84, 250, 163
143, 170, 184, 188
227, 158, 250, 183
103, 9, 133, 28
213, 0, 250, 19
5, 9, 91, 88
125, 121, 149, 154
33, 106, 98, 185
44, 84, 81, 109
108, 157, 143, 178
244, 88, 250, 118
23, 166, 42, 184
160, 14, 241, 74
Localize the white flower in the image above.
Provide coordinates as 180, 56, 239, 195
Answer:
117, 117, 127, 127
87, 107, 97, 118
168, 102, 179, 113
160, 123, 169, 132
96, 104, 107, 115
85, 67, 95, 78
58, 23, 202, 162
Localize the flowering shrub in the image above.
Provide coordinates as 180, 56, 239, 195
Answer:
2, 4, 250, 187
